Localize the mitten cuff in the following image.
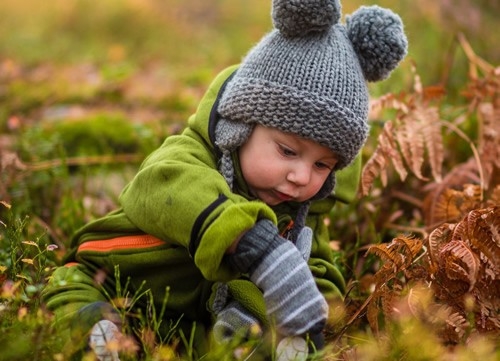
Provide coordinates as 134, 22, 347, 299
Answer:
229, 219, 283, 273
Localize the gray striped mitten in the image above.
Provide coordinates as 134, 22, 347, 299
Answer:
213, 300, 262, 343
229, 219, 328, 336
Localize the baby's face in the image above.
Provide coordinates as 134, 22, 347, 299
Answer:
238, 124, 337, 206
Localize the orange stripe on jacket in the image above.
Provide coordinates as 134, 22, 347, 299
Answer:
77, 234, 165, 253
64, 262, 79, 267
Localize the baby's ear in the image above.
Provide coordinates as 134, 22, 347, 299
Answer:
346, 6, 408, 82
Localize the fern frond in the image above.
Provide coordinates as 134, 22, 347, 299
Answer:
366, 297, 380, 336
424, 184, 483, 229
367, 242, 403, 268
487, 184, 500, 206
396, 111, 426, 180
370, 92, 409, 117
477, 102, 500, 187
393, 235, 423, 264
445, 311, 469, 340
466, 207, 500, 267
439, 240, 480, 291
427, 223, 454, 269
381, 290, 399, 320
361, 121, 406, 195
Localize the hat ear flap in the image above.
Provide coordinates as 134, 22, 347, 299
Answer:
214, 118, 254, 188
346, 6, 408, 82
215, 117, 254, 152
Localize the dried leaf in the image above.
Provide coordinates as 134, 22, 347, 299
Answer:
446, 312, 469, 340
466, 207, 500, 267
427, 223, 454, 268
439, 240, 480, 291
477, 102, 500, 186
419, 106, 444, 182
397, 111, 426, 180
361, 121, 406, 195
425, 184, 482, 228
366, 299, 380, 336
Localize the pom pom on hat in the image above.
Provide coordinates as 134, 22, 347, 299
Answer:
272, 0, 341, 37
347, 6, 408, 82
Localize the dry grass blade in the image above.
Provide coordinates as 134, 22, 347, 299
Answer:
419, 106, 444, 182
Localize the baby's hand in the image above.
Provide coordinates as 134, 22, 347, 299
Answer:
230, 219, 328, 336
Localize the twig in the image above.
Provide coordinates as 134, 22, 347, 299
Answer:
24, 153, 144, 172
457, 33, 494, 76
383, 223, 428, 238
438, 120, 485, 198
390, 189, 423, 208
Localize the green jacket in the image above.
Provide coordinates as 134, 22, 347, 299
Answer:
42, 65, 360, 355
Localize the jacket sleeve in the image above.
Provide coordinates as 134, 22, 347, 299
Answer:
118, 130, 276, 282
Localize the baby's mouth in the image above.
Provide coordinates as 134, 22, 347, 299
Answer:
273, 190, 294, 202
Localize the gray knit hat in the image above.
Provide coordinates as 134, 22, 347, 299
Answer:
215, 0, 407, 234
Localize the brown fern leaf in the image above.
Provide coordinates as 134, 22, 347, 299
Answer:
478, 301, 500, 332
381, 286, 401, 320
389, 133, 412, 183
367, 236, 423, 291
361, 121, 406, 195
421, 84, 447, 103
462, 207, 500, 270
445, 311, 470, 342
366, 296, 381, 336
394, 235, 423, 265
422, 159, 481, 229
369, 92, 409, 119
395, 111, 426, 180
487, 184, 500, 206
477, 102, 500, 187
427, 223, 455, 271
367, 243, 403, 270
439, 240, 480, 291
423, 184, 483, 229
360, 145, 388, 196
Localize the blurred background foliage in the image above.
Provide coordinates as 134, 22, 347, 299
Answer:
1, 0, 499, 134
1, 0, 499, 102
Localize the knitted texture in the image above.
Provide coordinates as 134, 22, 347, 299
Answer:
229, 219, 328, 336
251, 240, 327, 335
218, 26, 369, 171
213, 300, 262, 343
216, 0, 408, 170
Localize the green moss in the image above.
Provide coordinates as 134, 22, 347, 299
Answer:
41, 114, 160, 157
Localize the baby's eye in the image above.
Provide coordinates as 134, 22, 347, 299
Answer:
279, 144, 296, 157
315, 161, 333, 170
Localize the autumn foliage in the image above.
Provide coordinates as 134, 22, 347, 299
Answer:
336, 34, 500, 356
